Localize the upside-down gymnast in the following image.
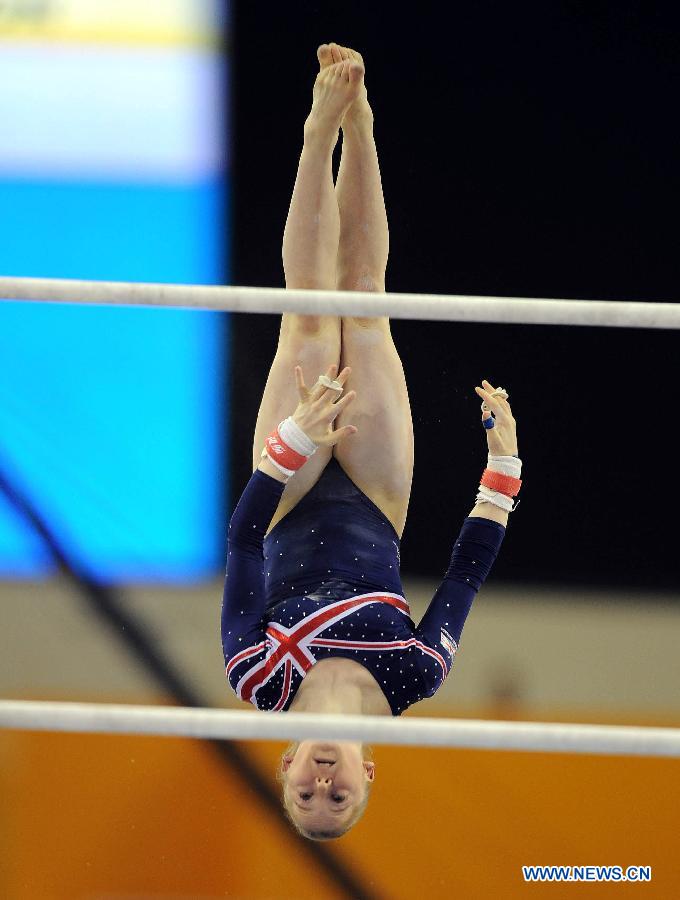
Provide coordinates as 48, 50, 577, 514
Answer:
221, 43, 521, 840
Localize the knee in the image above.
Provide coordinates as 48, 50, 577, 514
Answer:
280, 314, 340, 342
342, 313, 390, 337
337, 273, 388, 330
337, 272, 385, 295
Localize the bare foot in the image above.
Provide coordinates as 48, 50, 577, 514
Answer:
306, 57, 364, 140
317, 43, 373, 128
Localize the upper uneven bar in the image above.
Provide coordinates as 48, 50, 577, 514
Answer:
1, 700, 680, 757
1, 276, 679, 328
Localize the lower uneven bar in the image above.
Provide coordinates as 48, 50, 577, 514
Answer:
1, 700, 679, 757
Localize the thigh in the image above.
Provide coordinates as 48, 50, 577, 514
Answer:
252, 314, 341, 533
334, 317, 414, 537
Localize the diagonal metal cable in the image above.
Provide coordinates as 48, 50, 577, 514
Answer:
0, 458, 381, 900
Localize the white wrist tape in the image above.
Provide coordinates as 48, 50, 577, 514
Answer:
265, 456, 296, 478
475, 485, 515, 512
488, 454, 522, 478
475, 455, 523, 512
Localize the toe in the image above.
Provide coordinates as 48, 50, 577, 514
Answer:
338, 45, 350, 60
348, 61, 365, 83
328, 60, 344, 79
330, 42, 342, 63
317, 44, 333, 68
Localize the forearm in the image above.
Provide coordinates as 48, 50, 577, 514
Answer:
221, 466, 287, 661
416, 514, 506, 654
468, 501, 509, 528
228, 466, 286, 549
257, 456, 289, 483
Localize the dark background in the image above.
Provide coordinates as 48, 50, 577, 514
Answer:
228, 1, 679, 591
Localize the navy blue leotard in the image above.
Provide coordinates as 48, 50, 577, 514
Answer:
221, 458, 505, 715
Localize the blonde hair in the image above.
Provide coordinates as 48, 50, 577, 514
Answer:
277, 742, 372, 841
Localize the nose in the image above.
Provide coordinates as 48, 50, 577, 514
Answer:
315, 776, 332, 788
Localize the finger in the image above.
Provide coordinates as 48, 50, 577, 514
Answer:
309, 363, 338, 400
477, 384, 506, 407
295, 365, 310, 402
311, 363, 348, 402
481, 379, 506, 403
325, 424, 358, 446
318, 365, 352, 406
335, 365, 352, 386
475, 386, 505, 417
481, 379, 511, 410
327, 389, 356, 420
475, 385, 494, 404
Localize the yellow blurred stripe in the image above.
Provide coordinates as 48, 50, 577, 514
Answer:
0, 0, 222, 49
0, 25, 221, 50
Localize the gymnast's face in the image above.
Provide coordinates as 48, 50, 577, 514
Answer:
282, 740, 375, 835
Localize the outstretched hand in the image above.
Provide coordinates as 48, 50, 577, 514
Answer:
474, 379, 518, 456
292, 364, 358, 447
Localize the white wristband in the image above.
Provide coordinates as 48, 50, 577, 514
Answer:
278, 417, 318, 457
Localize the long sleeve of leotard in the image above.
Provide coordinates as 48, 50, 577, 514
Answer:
221, 469, 285, 666
415, 515, 506, 673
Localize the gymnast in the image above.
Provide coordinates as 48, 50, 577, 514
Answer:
221, 43, 521, 840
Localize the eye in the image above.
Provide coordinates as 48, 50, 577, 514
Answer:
299, 792, 312, 801
331, 794, 346, 803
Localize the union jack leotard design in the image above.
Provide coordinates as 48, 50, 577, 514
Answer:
221, 458, 505, 715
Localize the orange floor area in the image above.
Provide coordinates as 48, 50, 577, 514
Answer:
1, 714, 679, 899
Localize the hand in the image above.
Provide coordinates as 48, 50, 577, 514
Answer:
292, 364, 358, 447
474, 379, 518, 456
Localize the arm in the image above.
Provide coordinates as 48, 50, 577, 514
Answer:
468, 499, 508, 527
415, 515, 506, 667
221, 362, 359, 666
220, 467, 286, 664
416, 378, 519, 670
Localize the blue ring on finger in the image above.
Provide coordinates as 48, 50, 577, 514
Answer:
483, 416, 495, 430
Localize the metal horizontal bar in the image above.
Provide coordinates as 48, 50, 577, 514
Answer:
2, 701, 679, 756
1, 277, 679, 328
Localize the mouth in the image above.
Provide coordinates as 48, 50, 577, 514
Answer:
314, 758, 336, 765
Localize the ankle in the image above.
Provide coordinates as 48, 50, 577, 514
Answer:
342, 108, 374, 134
303, 115, 340, 150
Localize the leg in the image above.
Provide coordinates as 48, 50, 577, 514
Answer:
336, 318, 414, 539
252, 317, 340, 534
252, 55, 364, 533
331, 46, 388, 293
329, 46, 414, 537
